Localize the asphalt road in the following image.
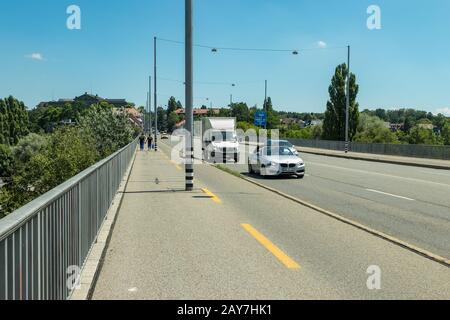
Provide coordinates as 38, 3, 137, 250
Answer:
220, 143, 450, 260
93, 142, 450, 299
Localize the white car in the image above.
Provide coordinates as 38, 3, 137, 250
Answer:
266, 139, 299, 156
248, 146, 305, 178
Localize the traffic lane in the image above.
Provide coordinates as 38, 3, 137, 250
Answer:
191, 160, 450, 299
225, 147, 450, 258
239, 144, 450, 209
303, 156, 450, 210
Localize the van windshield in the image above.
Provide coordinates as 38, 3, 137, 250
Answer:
212, 131, 236, 142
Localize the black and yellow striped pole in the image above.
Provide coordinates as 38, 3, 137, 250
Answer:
185, 0, 194, 191
153, 36, 158, 152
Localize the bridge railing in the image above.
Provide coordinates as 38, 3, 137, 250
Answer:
0, 138, 138, 300
287, 138, 450, 160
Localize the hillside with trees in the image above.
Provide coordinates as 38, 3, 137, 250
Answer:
0, 97, 138, 218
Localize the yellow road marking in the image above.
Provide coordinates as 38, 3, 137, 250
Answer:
201, 188, 222, 204
171, 161, 182, 171
241, 224, 300, 270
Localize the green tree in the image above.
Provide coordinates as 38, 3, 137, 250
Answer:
167, 111, 180, 133
230, 102, 250, 122
79, 106, 134, 158
157, 107, 167, 132
0, 144, 13, 178
11, 133, 48, 166
322, 64, 359, 141
263, 97, 280, 129
167, 96, 178, 116
0, 127, 98, 217
0, 96, 29, 145
442, 121, 450, 145
408, 126, 442, 145
353, 114, 398, 143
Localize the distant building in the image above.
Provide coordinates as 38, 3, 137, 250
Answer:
280, 118, 306, 127
38, 92, 130, 109
389, 123, 405, 131
113, 107, 143, 127
175, 108, 220, 116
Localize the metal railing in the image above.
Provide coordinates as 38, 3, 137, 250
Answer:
0, 138, 138, 300
287, 138, 450, 160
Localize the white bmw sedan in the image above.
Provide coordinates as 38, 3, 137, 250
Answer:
248, 146, 305, 178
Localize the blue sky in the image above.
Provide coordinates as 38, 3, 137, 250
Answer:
0, 0, 449, 115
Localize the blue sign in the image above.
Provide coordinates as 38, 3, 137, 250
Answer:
254, 111, 267, 127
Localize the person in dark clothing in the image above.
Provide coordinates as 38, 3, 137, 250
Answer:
139, 134, 145, 151
148, 135, 153, 150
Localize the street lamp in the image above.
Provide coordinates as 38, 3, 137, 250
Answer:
345, 45, 350, 153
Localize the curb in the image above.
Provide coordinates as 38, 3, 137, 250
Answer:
298, 149, 450, 171
213, 164, 450, 268
69, 147, 138, 300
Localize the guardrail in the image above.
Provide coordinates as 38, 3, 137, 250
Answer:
286, 139, 450, 160
0, 138, 138, 300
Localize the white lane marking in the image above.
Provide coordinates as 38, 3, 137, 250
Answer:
128, 287, 138, 292
366, 189, 415, 201
309, 162, 450, 188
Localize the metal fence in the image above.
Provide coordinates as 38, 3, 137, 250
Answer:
287, 139, 450, 160
0, 138, 138, 300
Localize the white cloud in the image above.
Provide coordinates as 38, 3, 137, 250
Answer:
434, 107, 450, 116
317, 41, 327, 49
26, 53, 45, 61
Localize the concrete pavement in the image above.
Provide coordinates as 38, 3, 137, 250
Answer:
92, 144, 450, 300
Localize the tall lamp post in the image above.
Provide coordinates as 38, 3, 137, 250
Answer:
154, 37, 158, 152
148, 76, 152, 138
264, 80, 268, 129
345, 45, 350, 153
185, 0, 194, 191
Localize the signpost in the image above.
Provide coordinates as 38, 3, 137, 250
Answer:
254, 111, 267, 127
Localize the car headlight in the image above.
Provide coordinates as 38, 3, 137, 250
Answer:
297, 162, 304, 167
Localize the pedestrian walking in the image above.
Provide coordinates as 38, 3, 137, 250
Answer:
148, 135, 153, 151
139, 134, 145, 151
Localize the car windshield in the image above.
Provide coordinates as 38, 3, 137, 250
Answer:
262, 147, 294, 156
267, 140, 293, 148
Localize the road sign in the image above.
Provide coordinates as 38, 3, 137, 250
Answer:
254, 111, 267, 127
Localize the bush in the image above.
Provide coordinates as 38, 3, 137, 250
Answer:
79, 106, 134, 158
408, 127, 443, 145
353, 114, 399, 144
11, 133, 47, 166
0, 127, 98, 217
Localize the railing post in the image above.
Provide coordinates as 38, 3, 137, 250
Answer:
78, 182, 81, 268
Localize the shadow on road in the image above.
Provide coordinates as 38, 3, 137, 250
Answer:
242, 172, 302, 180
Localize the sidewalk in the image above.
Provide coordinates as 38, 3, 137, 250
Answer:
297, 146, 450, 170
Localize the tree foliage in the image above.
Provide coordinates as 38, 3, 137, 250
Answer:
0, 127, 98, 218
353, 114, 399, 144
0, 144, 13, 178
0, 96, 29, 145
322, 64, 359, 141
79, 106, 134, 158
